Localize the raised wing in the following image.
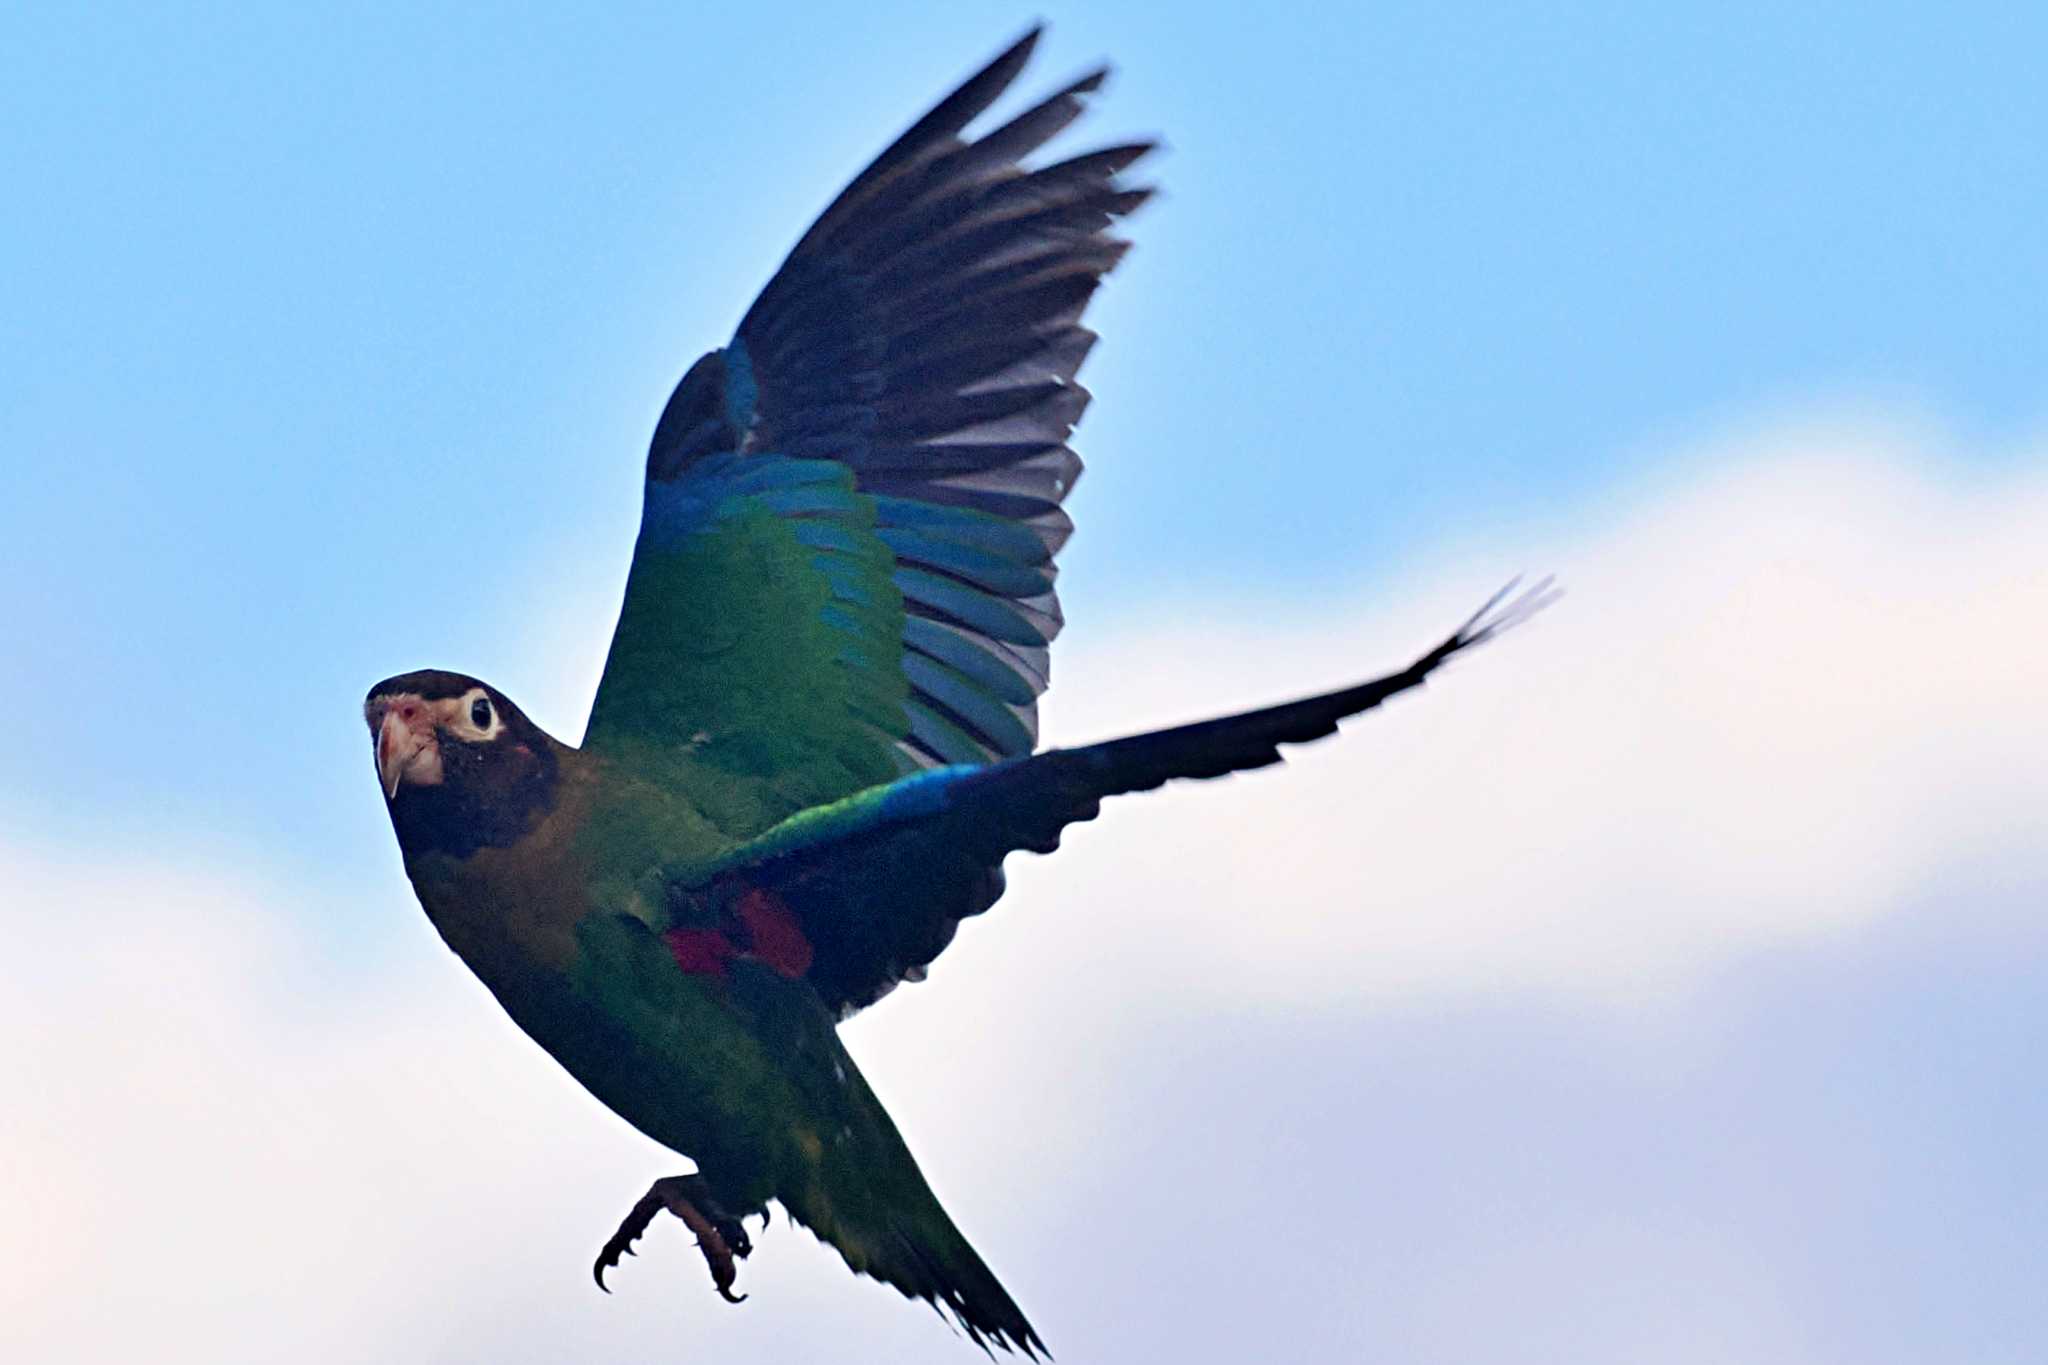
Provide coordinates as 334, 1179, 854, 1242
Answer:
690, 583, 1557, 1015
585, 27, 1153, 838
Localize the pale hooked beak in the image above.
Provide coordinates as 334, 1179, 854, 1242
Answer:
374, 699, 438, 799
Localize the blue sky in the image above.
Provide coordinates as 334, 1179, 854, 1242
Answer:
3, 5, 2044, 1362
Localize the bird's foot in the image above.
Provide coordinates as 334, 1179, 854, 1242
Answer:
593, 1174, 754, 1303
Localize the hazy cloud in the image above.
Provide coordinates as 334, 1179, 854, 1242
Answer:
1009, 414, 2048, 1010
6, 415, 2043, 1363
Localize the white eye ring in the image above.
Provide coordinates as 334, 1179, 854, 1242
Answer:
457, 688, 504, 741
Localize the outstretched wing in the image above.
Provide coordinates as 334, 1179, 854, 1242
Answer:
584, 27, 1153, 839
690, 584, 1557, 1016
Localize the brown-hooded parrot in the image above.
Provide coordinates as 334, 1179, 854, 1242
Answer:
364, 26, 1551, 1358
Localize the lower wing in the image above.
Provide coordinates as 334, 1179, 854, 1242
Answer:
697, 579, 1556, 1016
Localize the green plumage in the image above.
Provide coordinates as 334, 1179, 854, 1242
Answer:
363, 26, 1549, 1358
589, 458, 914, 835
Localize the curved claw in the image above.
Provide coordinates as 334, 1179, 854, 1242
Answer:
593, 1188, 667, 1293
682, 1219, 743, 1302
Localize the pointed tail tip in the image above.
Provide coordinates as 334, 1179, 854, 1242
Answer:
963, 1319, 1050, 1361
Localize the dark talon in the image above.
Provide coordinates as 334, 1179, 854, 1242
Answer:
594, 1174, 755, 1304
593, 1188, 668, 1292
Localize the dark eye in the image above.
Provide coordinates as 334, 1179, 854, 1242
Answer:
470, 696, 494, 730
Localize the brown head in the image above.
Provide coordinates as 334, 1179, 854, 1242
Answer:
364, 670, 562, 860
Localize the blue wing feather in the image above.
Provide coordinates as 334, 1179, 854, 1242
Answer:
586, 30, 1154, 831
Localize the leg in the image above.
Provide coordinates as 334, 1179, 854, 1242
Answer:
593, 1173, 756, 1303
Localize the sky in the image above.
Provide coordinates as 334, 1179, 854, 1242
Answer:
2, 3, 2044, 1362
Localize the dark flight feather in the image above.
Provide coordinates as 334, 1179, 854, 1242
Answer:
593, 24, 1153, 802
715, 580, 1558, 1015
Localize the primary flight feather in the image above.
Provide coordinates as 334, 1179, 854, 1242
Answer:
365, 26, 1551, 1357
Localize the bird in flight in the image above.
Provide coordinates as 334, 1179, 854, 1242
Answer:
365, 25, 1550, 1358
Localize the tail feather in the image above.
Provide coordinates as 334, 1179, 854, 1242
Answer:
775, 1045, 1048, 1357
888, 1215, 1047, 1359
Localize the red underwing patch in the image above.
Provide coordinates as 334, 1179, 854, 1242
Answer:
734, 888, 814, 979
663, 926, 736, 978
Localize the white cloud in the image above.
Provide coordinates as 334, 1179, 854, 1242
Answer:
993, 414, 2048, 1011
4, 414, 2043, 1363
0, 838, 1147, 1363
520, 411, 2048, 1022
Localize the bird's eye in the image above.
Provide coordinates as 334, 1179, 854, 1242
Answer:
470, 697, 494, 730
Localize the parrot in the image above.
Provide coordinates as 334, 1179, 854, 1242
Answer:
365, 25, 1552, 1358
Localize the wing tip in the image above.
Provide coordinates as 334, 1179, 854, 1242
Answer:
970, 22, 1048, 108
1450, 573, 1562, 653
